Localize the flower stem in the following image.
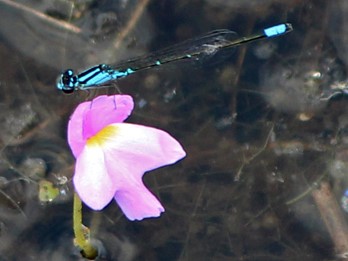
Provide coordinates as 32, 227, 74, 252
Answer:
73, 192, 98, 259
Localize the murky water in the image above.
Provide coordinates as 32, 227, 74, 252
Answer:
0, 0, 348, 260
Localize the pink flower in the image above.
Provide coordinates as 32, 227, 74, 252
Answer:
68, 95, 186, 221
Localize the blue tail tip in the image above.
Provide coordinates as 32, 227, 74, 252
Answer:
264, 23, 293, 37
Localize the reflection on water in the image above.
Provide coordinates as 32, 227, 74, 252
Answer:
0, 0, 153, 70
260, 33, 347, 114
1, 0, 348, 260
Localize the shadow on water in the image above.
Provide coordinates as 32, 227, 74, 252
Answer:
1, 0, 348, 260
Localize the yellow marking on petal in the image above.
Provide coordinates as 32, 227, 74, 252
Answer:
87, 125, 119, 146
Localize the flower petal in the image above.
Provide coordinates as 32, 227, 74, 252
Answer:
99, 123, 185, 220
67, 101, 91, 158
74, 143, 116, 210
83, 95, 134, 139
68, 95, 134, 158
114, 183, 164, 221
102, 123, 186, 174
102, 137, 165, 220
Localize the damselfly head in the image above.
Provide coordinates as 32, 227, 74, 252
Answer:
56, 69, 77, 94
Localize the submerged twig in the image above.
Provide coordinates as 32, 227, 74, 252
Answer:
0, 0, 81, 33
312, 182, 348, 258
113, 0, 151, 49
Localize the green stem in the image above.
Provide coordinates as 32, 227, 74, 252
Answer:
73, 192, 98, 259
